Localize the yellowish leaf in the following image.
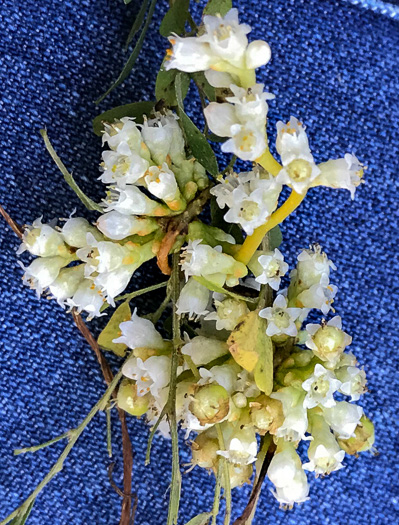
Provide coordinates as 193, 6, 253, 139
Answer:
98, 301, 131, 357
227, 310, 273, 395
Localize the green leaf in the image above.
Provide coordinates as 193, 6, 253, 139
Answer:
10, 500, 35, 525
187, 221, 238, 254
92, 101, 155, 136
203, 0, 232, 16
191, 72, 216, 102
95, 0, 157, 103
40, 129, 102, 213
98, 301, 131, 357
155, 64, 190, 106
183, 513, 212, 525
160, 0, 190, 37
227, 310, 273, 394
210, 196, 244, 244
269, 225, 283, 250
193, 276, 257, 304
125, 0, 150, 49
175, 73, 219, 176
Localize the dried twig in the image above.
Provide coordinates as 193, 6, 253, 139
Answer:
0, 204, 23, 239
232, 442, 276, 525
72, 311, 135, 525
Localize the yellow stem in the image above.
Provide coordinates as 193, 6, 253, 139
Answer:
256, 149, 282, 176
234, 190, 306, 265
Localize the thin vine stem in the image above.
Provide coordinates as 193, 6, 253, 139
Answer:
166, 252, 182, 525
216, 424, 231, 525
0, 369, 124, 525
211, 461, 223, 525
14, 431, 71, 456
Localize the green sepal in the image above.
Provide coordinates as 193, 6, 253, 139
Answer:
187, 221, 237, 254
160, 0, 190, 37
98, 301, 131, 357
10, 500, 35, 525
203, 0, 232, 16
183, 512, 212, 525
175, 73, 219, 176
92, 101, 155, 136
155, 63, 190, 106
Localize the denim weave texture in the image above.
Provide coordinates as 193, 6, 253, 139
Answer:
0, 0, 398, 524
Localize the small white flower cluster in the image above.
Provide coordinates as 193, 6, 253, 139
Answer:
117, 242, 373, 506
99, 111, 209, 240
166, 9, 364, 244
18, 215, 156, 317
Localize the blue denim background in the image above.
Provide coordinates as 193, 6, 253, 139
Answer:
0, 0, 398, 523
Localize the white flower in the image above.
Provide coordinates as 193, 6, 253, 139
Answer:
259, 294, 304, 337
180, 239, 247, 288
217, 427, 258, 465
223, 122, 267, 161
336, 366, 367, 401
141, 112, 185, 165
176, 278, 210, 318
96, 211, 158, 240
114, 308, 166, 350
314, 153, 364, 199
66, 279, 106, 319
122, 355, 171, 398
296, 278, 338, 315
181, 336, 228, 365
270, 387, 309, 442
302, 364, 341, 409
102, 118, 144, 152
61, 217, 103, 249
235, 370, 260, 398
323, 401, 363, 439
211, 171, 281, 234
204, 297, 249, 331
223, 186, 270, 235
20, 256, 70, 297
255, 249, 289, 290
48, 264, 85, 306
303, 415, 345, 476
100, 148, 149, 188
17, 217, 67, 257
226, 84, 274, 126
268, 441, 309, 507
103, 186, 166, 216
165, 36, 215, 73
275, 117, 320, 194
144, 163, 185, 210
210, 170, 255, 209
305, 316, 352, 366
295, 244, 336, 289
198, 364, 237, 394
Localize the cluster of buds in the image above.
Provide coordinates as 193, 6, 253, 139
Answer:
18, 109, 211, 316
117, 244, 374, 506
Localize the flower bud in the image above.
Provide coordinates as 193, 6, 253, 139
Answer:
337, 415, 375, 455
21, 256, 71, 296
61, 217, 103, 248
245, 40, 271, 69
117, 379, 150, 416
250, 395, 284, 435
176, 278, 210, 318
145, 163, 186, 212
205, 297, 249, 331
96, 211, 158, 240
49, 264, 85, 305
18, 218, 68, 257
306, 317, 352, 365
191, 431, 220, 469
189, 384, 230, 425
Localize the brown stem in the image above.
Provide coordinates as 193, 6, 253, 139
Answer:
72, 311, 135, 525
0, 204, 23, 239
232, 442, 276, 525
156, 187, 211, 274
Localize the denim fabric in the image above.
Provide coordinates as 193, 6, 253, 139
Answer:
0, 0, 398, 524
